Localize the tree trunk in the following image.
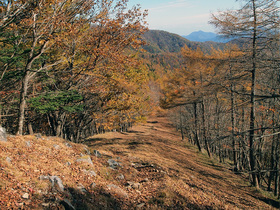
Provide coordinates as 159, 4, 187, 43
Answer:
179, 106, 184, 140
201, 98, 211, 158
214, 94, 222, 163
230, 65, 238, 172
248, 0, 259, 188
267, 135, 275, 191
28, 122, 34, 135
274, 134, 280, 196
18, 72, 30, 135
56, 112, 66, 138
193, 102, 202, 151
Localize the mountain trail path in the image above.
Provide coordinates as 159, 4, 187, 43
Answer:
85, 115, 279, 209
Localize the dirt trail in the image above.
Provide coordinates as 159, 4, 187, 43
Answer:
86, 116, 279, 209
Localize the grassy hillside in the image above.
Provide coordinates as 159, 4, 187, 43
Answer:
0, 114, 278, 209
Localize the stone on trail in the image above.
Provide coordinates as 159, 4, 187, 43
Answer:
137, 203, 145, 208
49, 176, 64, 192
65, 142, 72, 148
77, 183, 87, 193
84, 147, 91, 155
117, 174, 125, 180
22, 193, 29, 199
107, 184, 128, 198
6, 156, 12, 164
93, 150, 101, 157
35, 133, 43, 139
82, 169, 97, 177
53, 144, 60, 150
76, 155, 93, 165
0, 126, 7, 142
61, 199, 76, 210
25, 141, 31, 147
108, 159, 121, 169
90, 182, 97, 189
40, 175, 64, 192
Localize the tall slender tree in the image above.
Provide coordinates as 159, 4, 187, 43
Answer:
210, 0, 280, 188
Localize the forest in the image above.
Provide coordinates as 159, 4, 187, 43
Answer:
0, 0, 150, 141
1, 0, 280, 200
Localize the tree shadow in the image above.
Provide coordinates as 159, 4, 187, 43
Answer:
85, 138, 122, 147
62, 187, 122, 210
126, 130, 145, 134
147, 121, 158, 124
248, 193, 280, 209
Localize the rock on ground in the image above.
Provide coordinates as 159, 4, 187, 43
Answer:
76, 155, 93, 165
49, 176, 64, 192
61, 199, 76, 210
39, 175, 64, 192
108, 159, 121, 169
0, 126, 7, 142
93, 150, 101, 157
107, 184, 128, 198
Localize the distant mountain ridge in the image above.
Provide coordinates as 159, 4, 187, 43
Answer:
142, 30, 225, 54
140, 30, 227, 72
142, 30, 192, 53
183, 30, 231, 43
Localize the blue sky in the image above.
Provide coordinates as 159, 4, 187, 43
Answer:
127, 0, 240, 35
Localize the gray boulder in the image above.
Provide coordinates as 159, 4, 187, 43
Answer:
53, 144, 60, 150
65, 142, 72, 148
117, 174, 125, 180
51, 176, 64, 192
39, 175, 50, 180
25, 141, 31, 147
61, 199, 76, 210
77, 183, 87, 193
76, 155, 93, 165
107, 184, 128, 198
90, 182, 96, 189
84, 147, 91, 155
82, 169, 97, 177
35, 133, 43, 139
126, 181, 141, 189
137, 203, 145, 208
93, 150, 101, 157
22, 193, 29, 199
6, 157, 12, 164
47, 176, 64, 192
0, 126, 7, 142
39, 175, 64, 192
108, 159, 121, 169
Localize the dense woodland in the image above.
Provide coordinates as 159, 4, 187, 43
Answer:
2, 0, 280, 199
0, 0, 151, 141
161, 0, 280, 196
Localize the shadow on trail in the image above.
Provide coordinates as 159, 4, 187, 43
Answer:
63, 187, 122, 210
126, 130, 145, 134
85, 138, 122, 147
248, 193, 280, 209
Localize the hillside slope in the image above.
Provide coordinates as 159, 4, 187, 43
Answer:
140, 30, 228, 72
0, 116, 278, 209
142, 30, 225, 54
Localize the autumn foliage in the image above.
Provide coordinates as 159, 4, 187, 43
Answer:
0, 0, 150, 140
160, 0, 280, 196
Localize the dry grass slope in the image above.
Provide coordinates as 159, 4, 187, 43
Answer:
0, 116, 278, 209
